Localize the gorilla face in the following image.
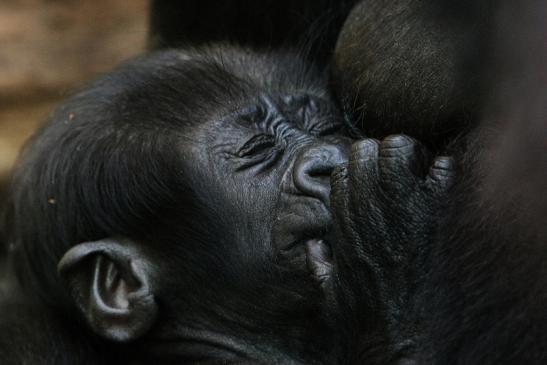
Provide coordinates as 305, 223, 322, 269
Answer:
186, 92, 349, 280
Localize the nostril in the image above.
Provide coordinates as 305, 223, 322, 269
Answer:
307, 162, 336, 177
293, 145, 347, 205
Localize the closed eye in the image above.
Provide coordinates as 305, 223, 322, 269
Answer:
237, 134, 276, 158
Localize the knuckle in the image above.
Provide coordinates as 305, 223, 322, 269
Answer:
381, 134, 416, 149
351, 138, 380, 159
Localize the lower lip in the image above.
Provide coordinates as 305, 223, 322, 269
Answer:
305, 239, 332, 279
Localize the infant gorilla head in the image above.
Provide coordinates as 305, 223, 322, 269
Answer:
6, 46, 350, 362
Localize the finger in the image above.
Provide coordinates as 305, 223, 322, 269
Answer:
347, 138, 380, 190
330, 165, 360, 247
426, 156, 456, 192
378, 134, 429, 191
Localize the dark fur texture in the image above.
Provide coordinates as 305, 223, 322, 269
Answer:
149, 0, 358, 65
332, 0, 496, 148
332, 0, 547, 363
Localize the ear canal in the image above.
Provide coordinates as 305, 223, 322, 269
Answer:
101, 257, 133, 309
58, 239, 158, 342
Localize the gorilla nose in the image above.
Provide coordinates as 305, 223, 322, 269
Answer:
293, 144, 347, 205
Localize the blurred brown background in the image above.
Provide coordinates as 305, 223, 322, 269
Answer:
0, 0, 149, 199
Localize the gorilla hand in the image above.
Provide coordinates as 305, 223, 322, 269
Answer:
330, 135, 455, 359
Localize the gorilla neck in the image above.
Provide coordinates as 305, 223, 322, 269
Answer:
136, 288, 334, 364
137, 322, 330, 364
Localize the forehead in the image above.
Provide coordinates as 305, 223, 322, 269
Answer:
71, 48, 332, 166
88, 47, 328, 132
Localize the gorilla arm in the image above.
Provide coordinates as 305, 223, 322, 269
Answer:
328, 135, 454, 364
329, 2, 547, 363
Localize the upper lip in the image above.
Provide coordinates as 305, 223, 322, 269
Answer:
272, 201, 332, 253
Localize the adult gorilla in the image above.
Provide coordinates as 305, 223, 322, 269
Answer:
330, 0, 547, 364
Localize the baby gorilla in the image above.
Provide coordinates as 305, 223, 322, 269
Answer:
2, 46, 350, 364
1, 45, 450, 364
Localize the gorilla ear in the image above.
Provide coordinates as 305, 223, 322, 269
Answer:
58, 238, 158, 342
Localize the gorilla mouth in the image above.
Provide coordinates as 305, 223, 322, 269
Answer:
275, 229, 333, 283
277, 223, 329, 253
271, 195, 333, 281
273, 199, 332, 248
281, 233, 323, 252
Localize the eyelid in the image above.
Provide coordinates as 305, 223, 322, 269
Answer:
237, 134, 276, 158
230, 132, 284, 173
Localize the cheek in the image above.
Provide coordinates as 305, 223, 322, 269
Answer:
213, 176, 279, 227
242, 178, 280, 215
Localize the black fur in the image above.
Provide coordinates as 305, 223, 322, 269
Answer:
149, 0, 358, 66
332, 0, 496, 149
331, 0, 547, 363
